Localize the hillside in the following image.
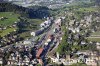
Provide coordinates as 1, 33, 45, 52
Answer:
0, 2, 50, 19
0, 12, 19, 27
0, 2, 47, 43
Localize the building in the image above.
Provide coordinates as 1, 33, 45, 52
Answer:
85, 58, 97, 66
36, 48, 44, 58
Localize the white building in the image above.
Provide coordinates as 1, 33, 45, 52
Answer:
85, 58, 97, 66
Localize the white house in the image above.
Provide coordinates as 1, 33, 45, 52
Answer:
0, 58, 2, 64
85, 58, 97, 66
24, 40, 31, 44
96, 42, 100, 49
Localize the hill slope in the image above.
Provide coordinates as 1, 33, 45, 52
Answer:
0, 2, 50, 19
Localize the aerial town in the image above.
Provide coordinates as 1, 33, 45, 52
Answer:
0, 0, 100, 66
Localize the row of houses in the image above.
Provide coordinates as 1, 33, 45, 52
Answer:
48, 13, 100, 66
0, 45, 44, 66
0, 17, 55, 66
49, 50, 100, 66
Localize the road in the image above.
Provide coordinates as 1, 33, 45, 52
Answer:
39, 18, 63, 57
0, 18, 63, 66
37, 19, 60, 49
0, 18, 63, 59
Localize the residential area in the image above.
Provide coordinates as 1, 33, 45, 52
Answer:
0, 0, 100, 66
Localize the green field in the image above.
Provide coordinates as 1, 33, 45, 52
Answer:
0, 12, 44, 38
87, 32, 100, 42
87, 37, 100, 42
28, 19, 45, 24
0, 12, 20, 27
91, 31, 100, 35
0, 28, 16, 37
19, 31, 31, 39
78, 7, 98, 12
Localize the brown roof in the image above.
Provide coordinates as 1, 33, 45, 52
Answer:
36, 48, 44, 58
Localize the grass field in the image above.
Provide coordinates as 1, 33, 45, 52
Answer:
91, 31, 100, 35
28, 19, 45, 24
18, 19, 44, 39
0, 12, 44, 38
87, 31, 100, 42
0, 12, 19, 27
78, 7, 97, 12
0, 28, 16, 37
73, 7, 98, 20
87, 38, 100, 42
19, 31, 31, 39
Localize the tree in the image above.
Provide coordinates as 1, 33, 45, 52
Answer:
37, 64, 41, 66
57, 27, 72, 55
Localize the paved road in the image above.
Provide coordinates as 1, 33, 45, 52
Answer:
46, 30, 63, 57
36, 20, 55, 49
39, 19, 63, 58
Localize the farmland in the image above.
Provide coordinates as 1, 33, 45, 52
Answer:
87, 38, 100, 42
87, 31, 100, 42
0, 12, 19, 37
0, 27, 16, 37
91, 31, 100, 36
0, 12, 44, 37
77, 7, 98, 12
0, 12, 19, 27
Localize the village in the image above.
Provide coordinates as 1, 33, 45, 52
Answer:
0, 12, 100, 66
0, 15, 64, 66
48, 12, 100, 66
0, 0, 100, 66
